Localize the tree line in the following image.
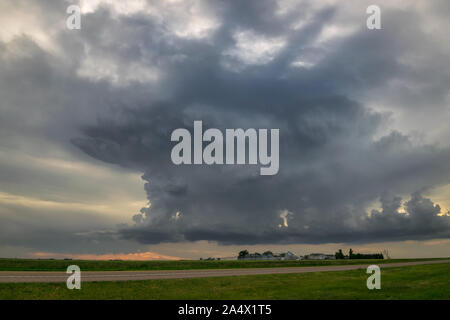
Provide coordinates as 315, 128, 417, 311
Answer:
335, 248, 384, 259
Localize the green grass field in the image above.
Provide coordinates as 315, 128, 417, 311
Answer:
0, 263, 448, 299
0, 257, 447, 271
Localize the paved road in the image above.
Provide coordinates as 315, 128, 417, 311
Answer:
0, 259, 448, 283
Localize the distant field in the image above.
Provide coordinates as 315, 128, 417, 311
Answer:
0, 263, 448, 299
0, 257, 448, 271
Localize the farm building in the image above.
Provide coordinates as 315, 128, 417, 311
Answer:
304, 253, 336, 260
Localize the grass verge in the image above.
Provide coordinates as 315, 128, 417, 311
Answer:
0, 257, 448, 272
0, 263, 448, 299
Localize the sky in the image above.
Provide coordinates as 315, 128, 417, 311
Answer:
0, 0, 450, 260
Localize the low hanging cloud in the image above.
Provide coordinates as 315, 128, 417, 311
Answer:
71, 0, 450, 245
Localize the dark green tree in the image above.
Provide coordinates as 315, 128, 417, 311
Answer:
335, 249, 345, 259
238, 250, 249, 258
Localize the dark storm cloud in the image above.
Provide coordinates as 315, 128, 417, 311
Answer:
67, 0, 450, 245
0, 0, 158, 253
1, 0, 449, 251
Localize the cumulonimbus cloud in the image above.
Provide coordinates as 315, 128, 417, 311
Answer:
71, 0, 450, 245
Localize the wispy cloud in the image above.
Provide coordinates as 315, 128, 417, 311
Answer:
30, 250, 181, 261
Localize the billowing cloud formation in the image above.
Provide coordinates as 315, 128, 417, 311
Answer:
1, 0, 450, 253
71, 0, 450, 244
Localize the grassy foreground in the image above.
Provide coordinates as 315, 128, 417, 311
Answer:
0, 257, 447, 271
0, 263, 449, 299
